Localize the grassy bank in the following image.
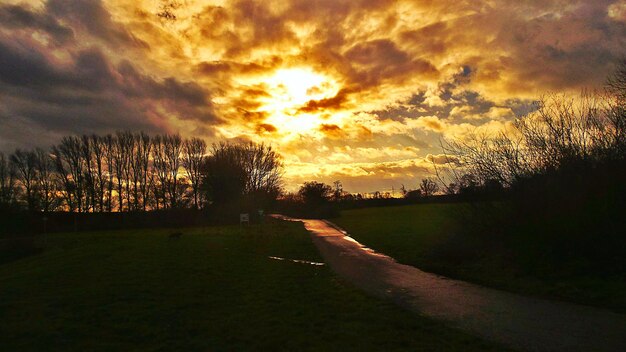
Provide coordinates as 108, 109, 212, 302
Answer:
0, 220, 503, 351
333, 203, 626, 313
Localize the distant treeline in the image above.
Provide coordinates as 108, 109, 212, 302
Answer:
0, 134, 285, 235
0, 132, 207, 213
0, 133, 282, 215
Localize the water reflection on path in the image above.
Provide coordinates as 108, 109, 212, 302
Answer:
271, 214, 626, 352
268, 256, 325, 266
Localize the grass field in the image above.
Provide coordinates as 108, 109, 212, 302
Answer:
333, 203, 626, 313
0, 219, 505, 351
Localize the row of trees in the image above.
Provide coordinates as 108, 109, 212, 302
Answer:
442, 92, 626, 189
0, 132, 283, 213
441, 62, 626, 190
0, 132, 206, 212
282, 181, 394, 205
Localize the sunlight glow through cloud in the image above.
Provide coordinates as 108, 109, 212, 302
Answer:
259, 68, 340, 134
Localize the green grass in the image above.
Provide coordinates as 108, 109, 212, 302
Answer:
333, 203, 626, 313
331, 204, 453, 270
0, 220, 505, 351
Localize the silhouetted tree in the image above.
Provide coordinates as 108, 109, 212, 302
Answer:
52, 145, 73, 211
137, 133, 153, 211
152, 135, 168, 209
103, 134, 116, 212
242, 142, 282, 206
201, 142, 282, 206
298, 181, 333, 207
81, 135, 98, 212
332, 180, 343, 201
445, 182, 458, 195
404, 189, 422, 199
128, 132, 152, 211
605, 58, 626, 157
57, 136, 86, 212
164, 134, 183, 208
34, 148, 56, 212
90, 135, 107, 212
110, 133, 128, 211
10, 149, 38, 211
183, 138, 206, 209
419, 178, 439, 197
201, 143, 249, 205
0, 152, 16, 207
400, 184, 408, 196
607, 58, 626, 103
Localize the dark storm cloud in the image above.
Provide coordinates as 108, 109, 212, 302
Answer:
0, 36, 67, 88
453, 1, 625, 93
345, 39, 410, 67
0, 31, 216, 150
399, 21, 448, 56
117, 62, 209, 107
0, 4, 74, 45
343, 39, 439, 87
45, 0, 147, 48
0, 35, 210, 108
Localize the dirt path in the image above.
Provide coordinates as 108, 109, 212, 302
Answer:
272, 215, 626, 352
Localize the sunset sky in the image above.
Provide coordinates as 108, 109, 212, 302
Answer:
1, 0, 625, 192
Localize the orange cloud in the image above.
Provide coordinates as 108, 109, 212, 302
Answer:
318, 124, 345, 139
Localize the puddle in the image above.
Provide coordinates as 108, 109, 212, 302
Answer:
268, 256, 325, 266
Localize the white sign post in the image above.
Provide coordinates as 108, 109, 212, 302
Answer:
240, 213, 250, 226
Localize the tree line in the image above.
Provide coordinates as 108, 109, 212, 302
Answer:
442, 61, 626, 193
0, 133, 282, 213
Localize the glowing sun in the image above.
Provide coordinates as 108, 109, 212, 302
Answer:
261, 68, 340, 134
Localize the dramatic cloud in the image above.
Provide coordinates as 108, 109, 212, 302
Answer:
1, 0, 624, 191
0, 3, 74, 44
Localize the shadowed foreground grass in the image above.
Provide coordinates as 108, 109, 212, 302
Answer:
333, 203, 626, 313
0, 220, 504, 351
